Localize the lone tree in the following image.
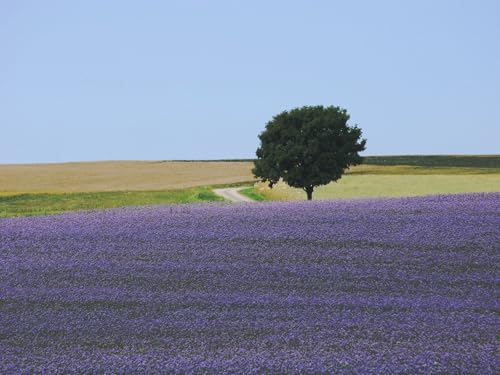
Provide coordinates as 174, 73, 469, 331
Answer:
253, 105, 366, 200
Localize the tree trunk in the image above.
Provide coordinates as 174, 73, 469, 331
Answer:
305, 187, 313, 200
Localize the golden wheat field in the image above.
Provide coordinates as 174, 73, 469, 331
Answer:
0, 161, 255, 193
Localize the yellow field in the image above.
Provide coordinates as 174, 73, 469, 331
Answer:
342, 164, 500, 175
2, 160, 499, 200
256, 173, 500, 201
0, 161, 255, 193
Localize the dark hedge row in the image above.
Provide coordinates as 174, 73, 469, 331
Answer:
362, 155, 500, 168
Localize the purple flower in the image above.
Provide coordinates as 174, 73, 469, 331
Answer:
0, 193, 498, 373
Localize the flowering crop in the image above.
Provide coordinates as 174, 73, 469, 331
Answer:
0, 193, 499, 374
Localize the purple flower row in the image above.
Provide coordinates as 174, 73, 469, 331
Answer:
0, 193, 499, 373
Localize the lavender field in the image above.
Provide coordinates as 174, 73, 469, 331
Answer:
1, 193, 499, 373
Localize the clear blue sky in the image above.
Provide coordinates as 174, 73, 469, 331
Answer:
1, 0, 499, 163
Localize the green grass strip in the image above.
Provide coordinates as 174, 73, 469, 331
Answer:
0, 187, 225, 218
238, 187, 266, 201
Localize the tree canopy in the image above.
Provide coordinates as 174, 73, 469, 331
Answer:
253, 105, 366, 200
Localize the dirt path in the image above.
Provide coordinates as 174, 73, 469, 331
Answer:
213, 187, 255, 203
